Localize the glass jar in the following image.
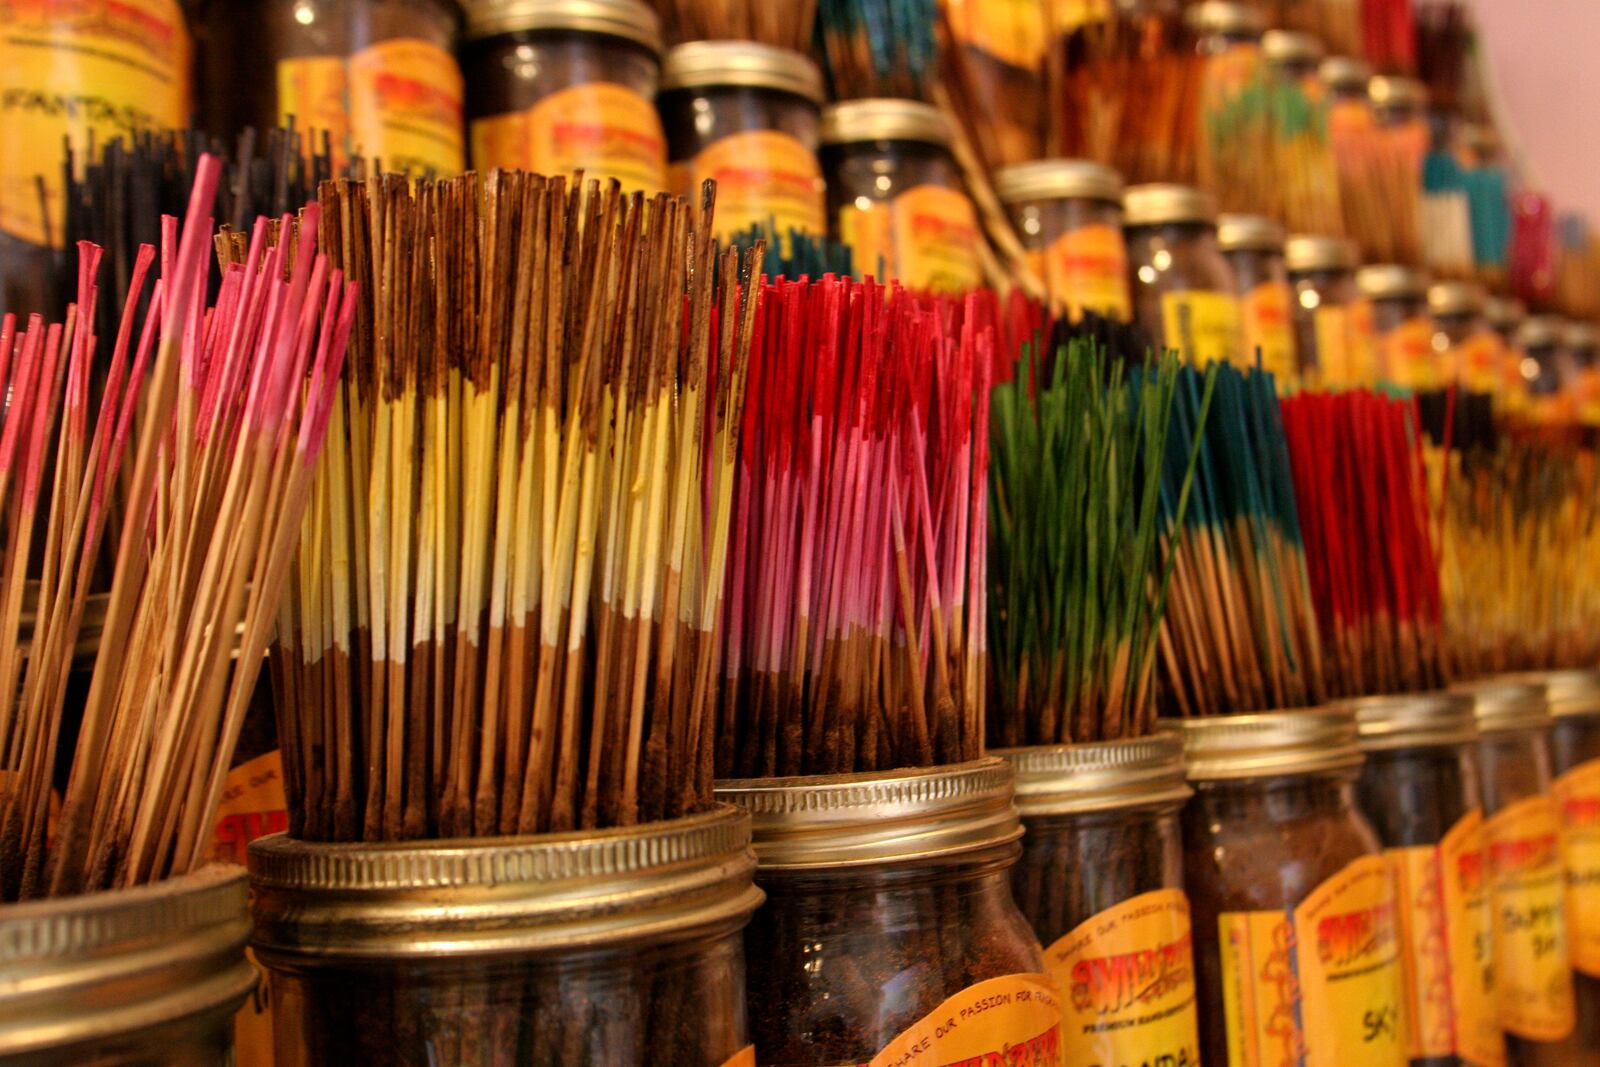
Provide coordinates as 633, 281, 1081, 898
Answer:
0, 866, 253, 1064
249, 805, 762, 1067
717, 759, 1062, 1067
1219, 214, 1298, 382
994, 159, 1132, 323
1455, 678, 1580, 1065
657, 41, 824, 245
819, 99, 983, 294
1188, 2, 1268, 217
1486, 297, 1526, 349
1349, 692, 1505, 1067
1566, 323, 1600, 370
1357, 264, 1434, 389
1125, 183, 1243, 365
461, 0, 667, 194
0, 0, 189, 316
1286, 233, 1367, 386
1000, 737, 1202, 1066
1172, 707, 1407, 1067
1429, 281, 1502, 392
194, 0, 464, 177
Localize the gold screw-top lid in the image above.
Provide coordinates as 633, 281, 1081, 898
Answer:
993, 159, 1125, 206
1124, 183, 1217, 227
1356, 263, 1428, 301
715, 758, 1021, 869
1565, 321, 1600, 350
462, 0, 662, 50
1186, 1, 1264, 37
1485, 295, 1526, 330
1509, 669, 1600, 718
661, 40, 825, 103
1342, 692, 1477, 750
996, 735, 1191, 816
1218, 213, 1286, 253
1320, 55, 1372, 92
820, 98, 951, 148
1452, 678, 1551, 734
1517, 315, 1565, 350
1428, 280, 1486, 318
1263, 29, 1325, 66
1369, 75, 1428, 111
1164, 707, 1363, 781
1285, 233, 1356, 273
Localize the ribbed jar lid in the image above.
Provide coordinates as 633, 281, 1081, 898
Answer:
1510, 669, 1600, 719
1484, 296, 1525, 330
1263, 29, 1324, 66
462, 0, 662, 52
1186, 1, 1264, 37
1218, 213, 1286, 253
1164, 707, 1363, 781
996, 734, 1191, 815
1428, 280, 1485, 318
1517, 315, 1564, 350
819, 98, 951, 147
1356, 263, 1427, 300
1451, 678, 1551, 734
993, 159, 1125, 206
661, 40, 824, 103
1369, 75, 1427, 110
1565, 322, 1600, 350
1320, 55, 1372, 92
1285, 233, 1356, 273
1343, 691, 1477, 750
715, 758, 1021, 869
248, 805, 761, 959
1124, 183, 1217, 227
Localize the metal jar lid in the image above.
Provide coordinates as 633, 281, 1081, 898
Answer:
661, 40, 824, 104
1451, 678, 1551, 734
1565, 321, 1600, 351
996, 735, 1191, 816
462, 0, 663, 52
1343, 692, 1477, 750
248, 804, 761, 960
1516, 315, 1564, 351
1320, 55, 1372, 93
1485, 295, 1526, 331
1356, 263, 1428, 301
1369, 75, 1428, 111
0, 865, 254, 1058
1262, 29, 1324, 67
993, 159, 1125, 207
1218, 213, 1286, 253
714, 758, 1022, 870
1428, 280, 1485, 318
1185, 1, 1264, 38
1285, 233, 1356, 273
819, 98, 951, 148
1124, 183, 1217, 228
1163, 707, 1363, 781
1511, 669, 1600, 719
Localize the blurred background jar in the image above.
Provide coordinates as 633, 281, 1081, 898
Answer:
995, 159, 1132, 324
1125, 183, 1242, 366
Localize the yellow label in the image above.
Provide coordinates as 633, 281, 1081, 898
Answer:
1311, 304, 1353, 386
471, 82, 666, 195
0, 0, 189, 245
1029, 222, 1131, 322
1453, 330, 1504, 394
1380, 316, 1438, 389
719, 1046, 755, 1067
1045, 888, 1201, 1066
944, 0, 1049, 70
1242, 281, 1297, 380
1347, 298, 1381, 387
1554, 757, 1600, 977
866, 973, 1063, 1066
1219, 855, 1406, 1067
1484, 795, 1576, 1041
681, 130, 823, 241
1161, 291, 1243, 368
839, 184, 982, 294
1387, 811, 1504, 1066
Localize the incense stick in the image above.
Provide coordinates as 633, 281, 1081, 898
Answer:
649, 0, 819, 49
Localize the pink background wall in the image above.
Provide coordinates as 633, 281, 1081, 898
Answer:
1466, 0, 1600, 220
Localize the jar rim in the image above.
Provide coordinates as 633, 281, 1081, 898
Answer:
993, 159, 1125, 206
1123, 183, 1217, 227
1162, 707, 1363, 780
1450, 677, 1552, 734
660, 40, 824, 103
1503, 669, 1600, 719
996, 735, 1191, 815
1285, 233, 1356, 273
819, 98, 951, 148
715, 757, 1022, 869
461, 0, 663, 53
1339, 691, 1477, 749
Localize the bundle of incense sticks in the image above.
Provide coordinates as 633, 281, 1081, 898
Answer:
938, 0, 1047, 170
987, 339, 1213, 747
271, 172, 759, 842
1440, 432, 1600, 677
1361, 0, 1416, 73
1268, 63, 1346, 236
714, 277, 990, 778
650, 0, 817, 48
1282, 390, 1447, 698
814, 0, 937, 99
1414, 1, 1473, 115
0, 155, 355, 900
1329, 89, 1423, 264
729, 221, 854, 279
1158, 365, 1325, 717
1196, 43, 1278, 220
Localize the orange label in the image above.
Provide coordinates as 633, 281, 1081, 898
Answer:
866, 973, 1063, 1066
1346, 298, 1381, 387
839, 184, 982, 294
719, 1046, 755, 1067
1044, 888, 1201, 1066
1218, 855, 1406, 1067
681, 130, 823, 242
1554, 757, 1600, 977
278, 38, 464, 176
471, 82, 666, 195
1388, 811, 1504, 1066
944, 0, 1049, 70
1381, 316, 1438, 389
1453, 330, 1504, 394
1484, 795, 1576, 1041
1029, 222, 1131, 322
1242, 281, 1297, 380
1311, 304, 1353, 386
0, 0, 189, 245
1160, 290, 1243, 368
